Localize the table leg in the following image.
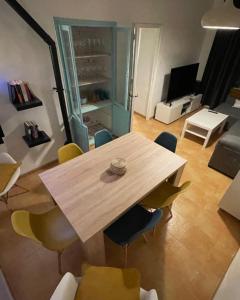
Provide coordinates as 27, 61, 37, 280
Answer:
203, 130, 212, 148
181, 120, 188, 140
219, 119, 227, 134
82, 231, 106, 266
169, 164, 185, 186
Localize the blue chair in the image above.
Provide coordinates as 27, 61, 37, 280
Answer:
154, 131, 177, 153
104, 205, 163, 266
94, 129, 113, 148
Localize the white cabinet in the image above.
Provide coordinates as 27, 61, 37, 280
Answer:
155, 94, 202, 124
219, 171, 240, 220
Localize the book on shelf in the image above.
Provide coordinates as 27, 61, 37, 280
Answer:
24, 121, 39, 140
8, 80, 34, 104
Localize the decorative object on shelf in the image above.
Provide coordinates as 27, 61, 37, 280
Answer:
202, 0, 240, 30
110, 158, 127, 176
76, 38, 106, 56
81, 97, 87, 105
0, 125, 4, 144
94, 89, 110, 101
8, 80, 43, 111
24, 121, 39, 140
22, 121, 50, 148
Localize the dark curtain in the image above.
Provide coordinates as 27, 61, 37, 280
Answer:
201, 30, 240, 108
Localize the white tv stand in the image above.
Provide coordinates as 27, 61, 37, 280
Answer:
155, 94, 202, 124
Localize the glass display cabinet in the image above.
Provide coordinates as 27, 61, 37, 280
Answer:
54, 18, 134, 151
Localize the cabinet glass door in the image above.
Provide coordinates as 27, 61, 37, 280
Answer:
56, 23, 89, 151
57, 24, 82, 116
113, 27, 134, 137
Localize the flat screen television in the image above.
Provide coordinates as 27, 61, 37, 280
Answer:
166, 63, 199, 103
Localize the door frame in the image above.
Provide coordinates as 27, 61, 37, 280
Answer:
133, 23, 162, 120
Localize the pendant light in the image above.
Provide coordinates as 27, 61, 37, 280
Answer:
201, 0, 240, 30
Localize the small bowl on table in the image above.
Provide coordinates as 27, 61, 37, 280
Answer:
110, 158, 127, 176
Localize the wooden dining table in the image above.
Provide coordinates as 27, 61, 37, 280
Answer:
39, 132, 187, 265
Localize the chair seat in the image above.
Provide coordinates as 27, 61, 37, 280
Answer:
38, 207, 79, 251
104, 205, 163, 246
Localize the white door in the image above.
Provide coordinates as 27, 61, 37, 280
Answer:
133, 26, 161, 118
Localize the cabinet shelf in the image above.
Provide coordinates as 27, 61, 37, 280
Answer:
81, 100, 112, 114
22, 131, 51, 148
79, 77, 110, 87
12, 98, 43, 111
75, 53, 111, 59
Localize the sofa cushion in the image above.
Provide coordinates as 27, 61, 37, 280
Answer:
218, 121, 240, 152
228, 120, 240, 135
215, 102, 240, 120
214, 96, 240, 128
219, 135, 240, 153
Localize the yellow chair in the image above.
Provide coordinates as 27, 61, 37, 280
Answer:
58, 143, 83, 164
11, 206, 78, 274
141, 181, 191, 219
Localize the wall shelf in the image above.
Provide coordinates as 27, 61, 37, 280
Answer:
12, 98, 43, 111
81, 100, 112, 114
22, 130, 50, 148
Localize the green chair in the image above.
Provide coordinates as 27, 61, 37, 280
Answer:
141, 181, 191, 219
11, 206, 78, 274
94, 129, 112, 148
58, 143, 83, 164
154, 131, 177, 153
104, 205, 163, 266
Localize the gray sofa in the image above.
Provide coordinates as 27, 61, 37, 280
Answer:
208, 96, 240, 178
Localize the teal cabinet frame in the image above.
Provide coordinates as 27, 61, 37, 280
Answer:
54, 17, 133, 150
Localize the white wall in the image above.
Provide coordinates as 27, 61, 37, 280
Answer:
0, 0, 214, 173
197, 30, 215, 80
147, 1, 215, 116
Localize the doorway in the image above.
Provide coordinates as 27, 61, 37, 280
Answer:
133, 24, 161, 119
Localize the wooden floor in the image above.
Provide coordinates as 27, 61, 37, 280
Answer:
1, 113, 240, 300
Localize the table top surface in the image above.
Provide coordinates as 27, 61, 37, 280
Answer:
40, 132, 187, 243
186, 109, 228, 130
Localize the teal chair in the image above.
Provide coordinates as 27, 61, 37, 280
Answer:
154, 132, 177, 153
94, 129, 112, 148
104, 205, 163, 266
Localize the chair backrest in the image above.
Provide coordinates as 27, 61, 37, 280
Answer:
154, 132, 177, 153
163, 181, 191, 208
94, 129, 112, 148
58, 143, 83, 164
11, 210, 40, 243
51, 272, 158, 300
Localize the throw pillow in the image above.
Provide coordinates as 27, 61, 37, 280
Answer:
0, 162, 21, 193
75, 265, 140, 300
232, 99, 240, 108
